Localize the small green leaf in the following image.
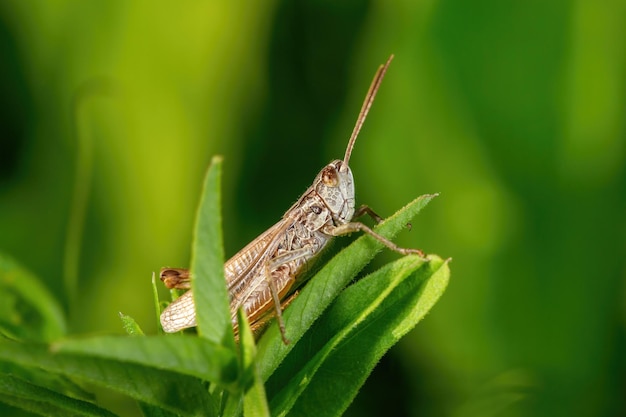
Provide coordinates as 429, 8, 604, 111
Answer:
151, 272, 164, 335
191, 156, 234, 349
0, 374, 116, 417
0, 254, 66, 342
256, 194, 438, 380
118, 312, 145, 336
222, 308, 272, 417
239, 309, 270, 417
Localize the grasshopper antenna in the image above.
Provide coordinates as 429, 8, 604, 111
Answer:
343, 54, 394, 165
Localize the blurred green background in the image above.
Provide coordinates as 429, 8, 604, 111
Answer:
0, 1, 624, 416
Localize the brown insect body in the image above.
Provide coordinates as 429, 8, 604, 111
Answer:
161, 159, 355, 334
160, 55, 423, 343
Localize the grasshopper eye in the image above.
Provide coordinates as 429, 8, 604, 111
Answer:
321, 166, 339, 187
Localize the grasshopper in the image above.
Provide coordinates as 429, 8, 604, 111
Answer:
160, 55, 424, 344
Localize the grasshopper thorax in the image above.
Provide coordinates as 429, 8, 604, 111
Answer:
314, 159, 355, 225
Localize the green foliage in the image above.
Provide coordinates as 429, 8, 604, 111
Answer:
267, 255, 448, 417
0, 3, 623, 416
0, 158, 448, 416
0, 255, 66, 342
0, 374, 115, 417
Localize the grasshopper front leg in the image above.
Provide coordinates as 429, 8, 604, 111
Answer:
353, 204, 384, 224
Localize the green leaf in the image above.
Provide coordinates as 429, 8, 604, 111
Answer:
239, 309, 270, 417
151, 272, 164, 335
0, 374, 116, 417
222, 308, 272, 417
269, 255, 450, 417
54, 335, 238, 386
256, 194, 438, 380
119, 312, 145, 336
0, 337, 95, 403
0, 253, 66, 342
190, 156, 234, 349
0, 338, 222, 416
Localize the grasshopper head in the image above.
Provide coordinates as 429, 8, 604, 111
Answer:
315, 159, 355, 224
